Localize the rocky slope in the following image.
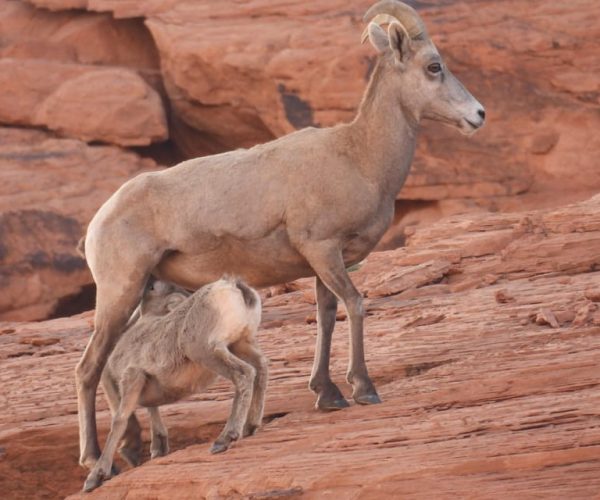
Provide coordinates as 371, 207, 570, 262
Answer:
1, 0, 599, 320
1, 195, 599, 499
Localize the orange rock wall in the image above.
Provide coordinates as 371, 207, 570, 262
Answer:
1, 0, 599, 319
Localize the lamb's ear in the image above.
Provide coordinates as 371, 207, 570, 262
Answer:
166, 293, 187, 312
388, 21, 413, 67
364, 22, 390, 54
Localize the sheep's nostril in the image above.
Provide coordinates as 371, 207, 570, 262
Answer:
478, 109, 486, 120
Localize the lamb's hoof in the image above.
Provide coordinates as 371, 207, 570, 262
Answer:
119, 446, 141, 467
83, 476, 101, 493
150, 434, 170, 459
83, 465, 118, 492
354, 393, 382, 405
243, 423, 259, 437
83, 472, 104, 493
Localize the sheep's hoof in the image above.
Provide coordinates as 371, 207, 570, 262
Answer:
354, 393, 382, 405
316, 396, 350, 411
313, 382, 350, 411
210, 430, 239, 454
210, 441, 229, 454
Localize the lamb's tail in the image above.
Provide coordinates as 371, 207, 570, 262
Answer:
234, 279, 258, 308
76, 235, 86, 259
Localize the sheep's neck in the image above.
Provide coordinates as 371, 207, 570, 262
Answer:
347, 57, 418, 199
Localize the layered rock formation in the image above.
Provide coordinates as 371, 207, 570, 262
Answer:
1, 196, 600, 498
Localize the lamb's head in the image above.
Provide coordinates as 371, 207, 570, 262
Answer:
363, 0, 485, 135
139, 279, 190, 317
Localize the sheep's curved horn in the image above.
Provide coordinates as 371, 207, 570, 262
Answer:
361, 0, 427, 42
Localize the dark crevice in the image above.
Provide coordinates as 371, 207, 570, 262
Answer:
48, 283, 96, 319
263, 412, 289, 424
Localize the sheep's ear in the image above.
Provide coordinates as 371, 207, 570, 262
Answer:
388, 22, 413, 67
365, 22, 390, 54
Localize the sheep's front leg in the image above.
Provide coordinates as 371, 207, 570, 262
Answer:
185, 342, 255, 454
309, 277, 350, 410
300, 242, 381, 406
83, 369, 146, 492
231, 340, 268, 437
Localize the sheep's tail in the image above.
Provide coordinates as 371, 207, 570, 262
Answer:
76, 235, 86, 259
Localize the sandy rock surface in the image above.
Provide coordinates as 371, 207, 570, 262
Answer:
1, 196, 599, 498
0, 128, 160, 321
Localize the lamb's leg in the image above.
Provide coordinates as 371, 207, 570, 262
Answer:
101, 370, 142, 467
231, 340, 268, 437
184, 342, 255, 454
300, 242, 381, 406
148, 407, 169, 458
119, 414, 143, 467
76, 276, 148, 470
83, 369, 146, 492
309, 277, 349, 410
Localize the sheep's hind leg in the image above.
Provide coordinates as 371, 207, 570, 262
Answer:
231, 340, 268, 437
148, 407, 169, 458
76, 242, 159, 470
83, 369, 146, 492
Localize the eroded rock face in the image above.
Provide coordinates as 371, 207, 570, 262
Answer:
0, 60, 168, 147
1, 196, 600, 498
17, 0, 600, 201
0, 1, 167, 147
0, 128, 160, 321
136, 0, 600, 200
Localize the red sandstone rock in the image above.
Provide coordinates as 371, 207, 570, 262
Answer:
2, 196, 600, 498
9, 0, 598, 205
0, 127, 160, 321
0, 59, 167, 146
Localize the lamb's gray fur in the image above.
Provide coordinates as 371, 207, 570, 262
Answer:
83, 278, 266, 492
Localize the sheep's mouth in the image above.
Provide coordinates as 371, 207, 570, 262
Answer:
465, 118, 482, 129
458, 118, 482, 136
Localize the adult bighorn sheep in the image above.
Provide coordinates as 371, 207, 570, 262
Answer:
84, 278, 265, 491
76, 0, 485, 469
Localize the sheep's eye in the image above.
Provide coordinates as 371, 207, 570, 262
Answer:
427, 62, 442, 74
